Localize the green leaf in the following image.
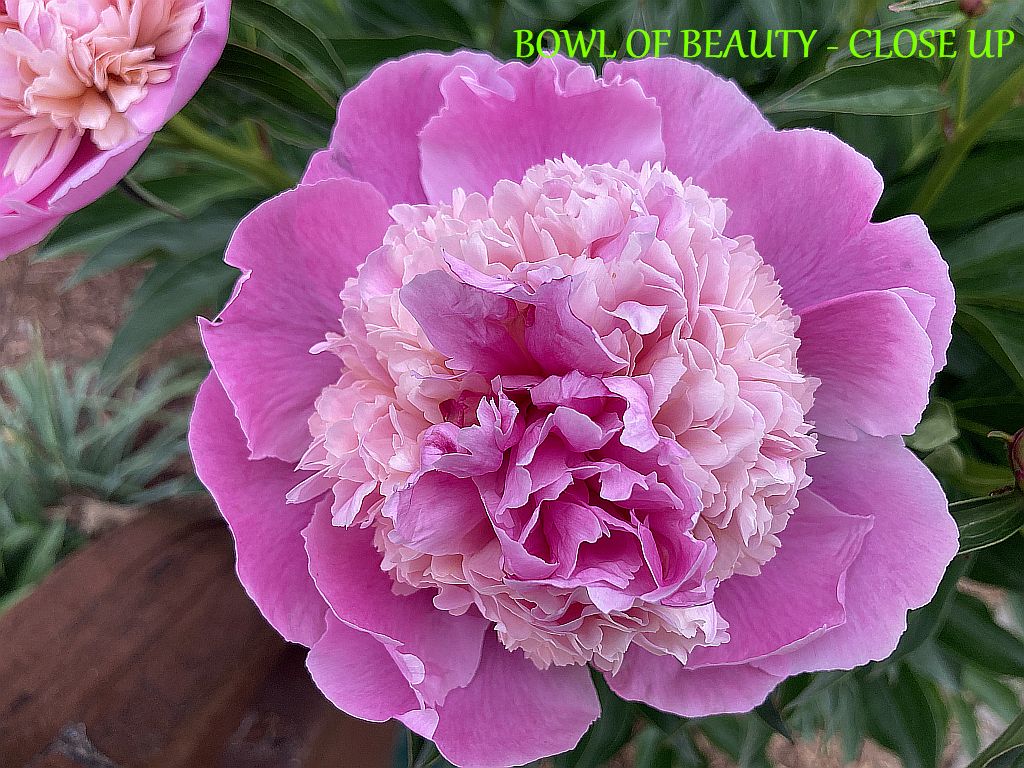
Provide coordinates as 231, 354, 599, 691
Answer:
827, 11, 964, 67
764, 58, 950, 116
755, 699, 793, 743
965, 710, 1024, 768
943, 209, 1024, 280
939, 592, 1024, 679
908, 399, 960, 452
15, 517, 67, 588
36, 164, 254, 261
863, 667, 944, 768
893, 553, 973, 659
339, 0, 476, 43
963, 665, 1022, 724
922, 143, 1024, 232
956, 306, 1024, 396
232, 0, 348, 94
950, 490, 1024, 554
331, 34, 462, 76
100, 254, 238, 381
205, 43, 335, 145
987, 746, 1024, 768
553, 675, 637, 768
971, 535, 1024, 591
65, 199, 254, 288
698, 715, 772, 768
950, 695, 982, 759
633, 727, 675, 768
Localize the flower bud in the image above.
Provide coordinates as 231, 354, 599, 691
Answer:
959, 0, 989, 17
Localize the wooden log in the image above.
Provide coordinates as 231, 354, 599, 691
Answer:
0, 508, 392, 768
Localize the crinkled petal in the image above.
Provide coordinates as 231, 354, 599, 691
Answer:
399, 270, 536, 378
127, 0, 231, 133
307, 613, 425, 721
798, 289, 936, 439
788, 215, 953, 374
687, 493, 872, 667
201, 179, 391, 462
188, 375, 325, 646
303, 502, 488, 704
759, 436, 958, 675
303, 50, 501, 203
603, 57, 770, 179
420, 56, 665, 201
699, 128, 883, 308
387, 471, 491, 556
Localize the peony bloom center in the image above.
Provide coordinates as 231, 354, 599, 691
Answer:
0, 0, 202, 182
294, 158, 819, 673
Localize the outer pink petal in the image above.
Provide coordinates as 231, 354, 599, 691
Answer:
686, 493, 871, 667
188, 375, 326, 646
201, 179, 391, 462
699, 128, 891, 310
307, 614, 425, 722
419, 56, 665, 201
0, 139, 149, 259
303, 502, 488, 705
603, 57, 770, 179
128, 0, 231, 133
303, 50, 502, 203
797, 290, 936, 439
607, 648, 783, 717
760, 436, 958, 675
778, 216, 953, 375
430, 635, 600, 768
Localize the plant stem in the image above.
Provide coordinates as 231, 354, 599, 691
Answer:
912, 62, 1024, 215
162, 114, 294, 192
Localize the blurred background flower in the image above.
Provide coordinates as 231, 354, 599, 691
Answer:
0, 0, 231, 258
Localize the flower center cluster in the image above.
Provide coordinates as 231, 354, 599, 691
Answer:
0, 0, 201, 182
296, 158, 818, 671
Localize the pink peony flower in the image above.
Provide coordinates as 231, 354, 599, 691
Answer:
0, 0, 230, 259
190, 53, 958, 768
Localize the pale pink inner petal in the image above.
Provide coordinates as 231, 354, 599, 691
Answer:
0, 0, 201, 183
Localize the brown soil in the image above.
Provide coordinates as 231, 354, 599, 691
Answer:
0, 250, 203, 369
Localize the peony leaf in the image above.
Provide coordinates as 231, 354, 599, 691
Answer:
963, 666, 1023, 724
232, 0, 348, 95
553, 676, 637, 768
99, 253, 238, 382
971, 535, 1024, 592
633, 726, 675, 768
908, 399, 960, 453
202, 43, 336, 146
965, 711, 1024, 768
35, 161, 255, 262
950, 490, 1024, 554
893, 553, 973, 659
939, 592, 1024, 679
828, 11, 963, 67
863, 667, 945, 768
889, 0, 957, 12
698, 715, 772, 768
764, 59, 950, 116
754, 699, 794, 743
